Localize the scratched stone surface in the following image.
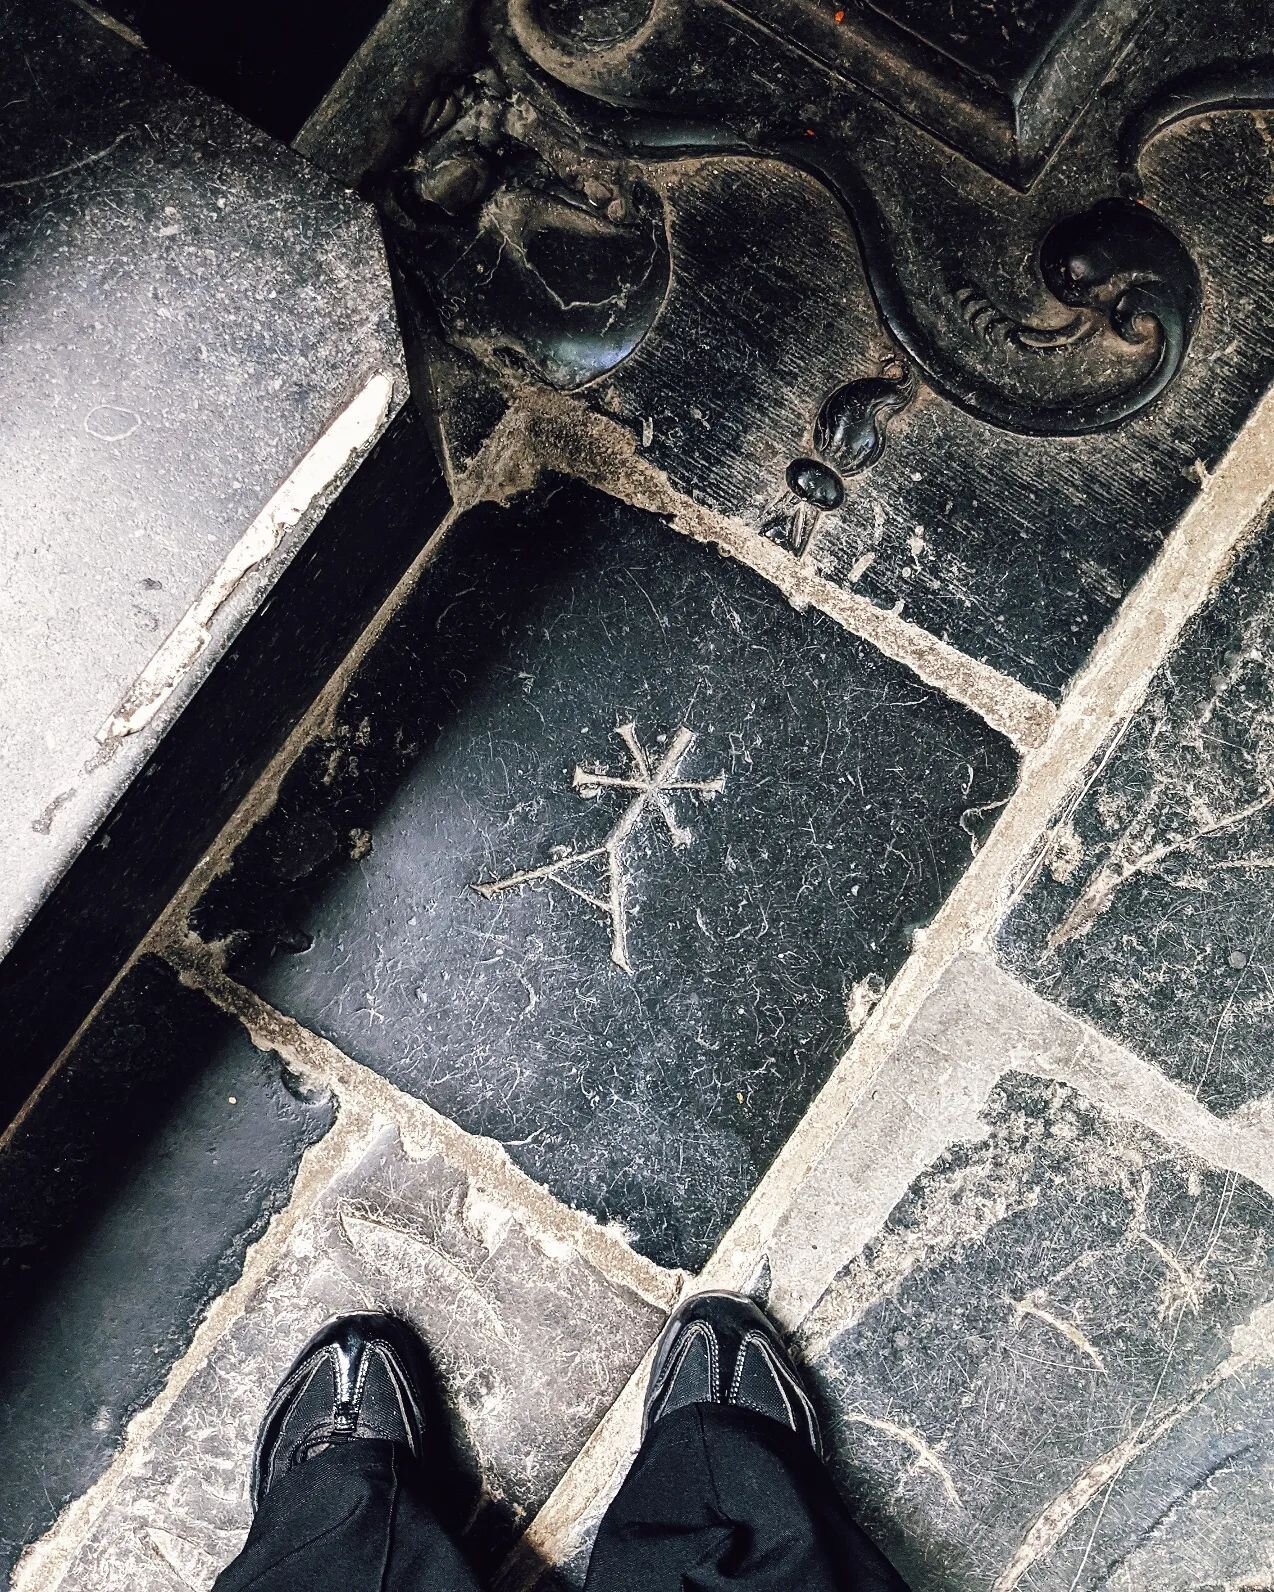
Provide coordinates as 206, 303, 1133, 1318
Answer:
1001, 517, 1274, 1117
42, 1121, 666, 1592
798, 1071, 1274, 1592
193, 478, 1018, 1271
0, 958, 334, 1582
0, 0, 400, 967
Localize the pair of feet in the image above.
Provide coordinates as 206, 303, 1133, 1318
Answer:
254, 1292, 821, 1509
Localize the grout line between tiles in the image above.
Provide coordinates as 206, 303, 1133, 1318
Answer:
987, 956, 1274, 1198
165, 936, 686, 1318
471, 391, 1057, 754
0, 490, 467, 1169
701, 377, 1274, 1288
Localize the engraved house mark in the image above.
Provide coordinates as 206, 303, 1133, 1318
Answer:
473, 723, 727, 974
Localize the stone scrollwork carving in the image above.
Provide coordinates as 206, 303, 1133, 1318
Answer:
762, 362, 918, 557
468, 33, 1207, 440
1117, 60, 1274, 192
380, 0, 1271, 539
381, 62, 672, 392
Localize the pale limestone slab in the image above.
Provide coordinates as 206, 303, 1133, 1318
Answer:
755, 956, 1274, 1592
0, 0, 402, 957
759, 953, 1274, 1330
24, 1116, 665, 1592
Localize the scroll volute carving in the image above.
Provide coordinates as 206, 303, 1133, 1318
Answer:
384, 0, 1269, 537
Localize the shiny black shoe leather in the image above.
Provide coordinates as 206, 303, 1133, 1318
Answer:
643, 1290, 822, 1454
252, 1314, 429, 1510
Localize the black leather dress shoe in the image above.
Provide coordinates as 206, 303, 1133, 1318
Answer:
644, 1290, 822, 1454
252, 1314, 430, 1510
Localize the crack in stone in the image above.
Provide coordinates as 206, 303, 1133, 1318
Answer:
1125, 1168, 1211, 1320
135, 1525, 215, 1590
472, 722, 725, 974
992, 1298, 1274, 1592
1089, 1441, 1259, 1589
832, 1406, 962, 1509
1047, 784, 1274, 952
0, 130, 131, 189
1011, 1295, 1107, 1374
337, 1202, 514, 1345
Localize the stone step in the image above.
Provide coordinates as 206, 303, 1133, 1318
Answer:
0, 0, 438, 1126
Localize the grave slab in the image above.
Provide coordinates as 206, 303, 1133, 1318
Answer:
194, 478, 1018, 1270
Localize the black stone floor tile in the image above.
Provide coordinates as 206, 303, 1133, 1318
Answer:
0, 958, 333, 1578
1001, 517, 1274, 1117
800, 1073, 1274, 1592
194, 478, 1018, 1271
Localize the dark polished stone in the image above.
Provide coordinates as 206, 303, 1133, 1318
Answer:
194, 479, 1017, 1270
0, 958, 334, 1577
730, 0, 1144, 184
802, 1073, 1274, 1592
586, 126, 1273, 699
379, 0, 1274, 700
1001, 517, 1274, 1117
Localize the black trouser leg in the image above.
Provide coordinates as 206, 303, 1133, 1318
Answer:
212, 1440, 479, 1592
584, 1405, 909, 1592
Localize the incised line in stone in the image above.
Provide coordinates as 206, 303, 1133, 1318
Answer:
992, 1298, 1274, 1592
472, 722, 726, 974
1047, 783, 1274, 951
836, 1406, 962, 1509
1011, 1295, 1107, 1374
